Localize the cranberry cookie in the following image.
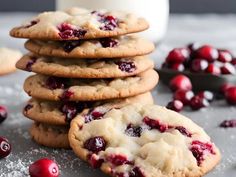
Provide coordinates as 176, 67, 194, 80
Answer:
23, 70, 159, 101
16, 53, 154, 78
10, 7, 149, 40
30, 122, 70, 149
69, 104, 220, 177
0, 48, 22, 75
24, 36, 154, 59
23, 92, 153, 125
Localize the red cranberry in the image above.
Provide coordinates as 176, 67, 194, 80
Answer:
195, 45, 219, 62
63, 40, 82, 52
129, 167, 145, 177
99, 15, 118, 31
190, 96, 209, 110
205, 63, 221, 75
107, 154, 129, 166
88, 154, 104, 168
29, 158, 59, 177
0, 106, 7, 124
125, 124, 142, 137
197, 91, 214, 102
99, 38, 118, 48
0, 137, 11, 159
84, 110, 105, 123
143, 117, 169, 133
166, 100, 183, 112
24, 104, 33, 113
45, 77, 66, 90
60, 90, 74, 101
220, 119, 236, 128
220, 63, 236, 75
225, 87, 236, 104
58, 23, 87, 39
84, 137, 106, 153
190, 140, 215, 166
190, 59, 208, 72
220, 83, 234, 95
168, 63, 185, 71
26, 56, 37, 72
60, 102, 78, 122
166, 48, 190, 64
231, 58, 236, 66
58, 23, 74, 39
115, 61, 136, 73
169, 75, 192, 92
218, 49, 233, 63
175, 126, 192, 137
173, 90, 194, 105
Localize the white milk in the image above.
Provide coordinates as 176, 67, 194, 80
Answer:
56, 0, 169, 43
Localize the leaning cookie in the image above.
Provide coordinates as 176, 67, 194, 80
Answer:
23, 92, 153, 126
10, 7, 149, 40
0, 48, 22, 75
16, 53, 154, 78
69, 104, 220, 177
24, 35, 154, 59
23, 69, 159, 101
30, 122, 70, 149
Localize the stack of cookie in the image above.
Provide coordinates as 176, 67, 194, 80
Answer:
10, 7, 159, 149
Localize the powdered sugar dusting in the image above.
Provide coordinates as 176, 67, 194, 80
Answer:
2, 159, 30, 177
0, 147, 83, 177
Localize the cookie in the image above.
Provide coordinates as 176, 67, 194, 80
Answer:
10, 7, 149, 40
24, 35, 154, 59
30, 122, 70, 149
69, 104, 221, 177
16, 53, 154, 78
0, 48, 22, 75
23, 69, 159, 101
23, 92, 153, 125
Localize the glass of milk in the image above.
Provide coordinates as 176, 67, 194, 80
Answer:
56, 0, 169, 43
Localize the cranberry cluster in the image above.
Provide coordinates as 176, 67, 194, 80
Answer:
91, 11, 118, 31
166, 73, 236, 113
166, 75, 213, 112
58, 23, 87, 40
162, 43, 236, 75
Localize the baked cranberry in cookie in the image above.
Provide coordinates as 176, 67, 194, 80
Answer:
45, 76, 67, 90
58, 23, 87, 39
69, 104, 220, 177
115, 61, 136, 73
99, 38, 118, 48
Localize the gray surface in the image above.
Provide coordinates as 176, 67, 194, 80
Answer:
0, 13, 236, 177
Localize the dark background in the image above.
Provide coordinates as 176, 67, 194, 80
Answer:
0, 0, 236, 13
